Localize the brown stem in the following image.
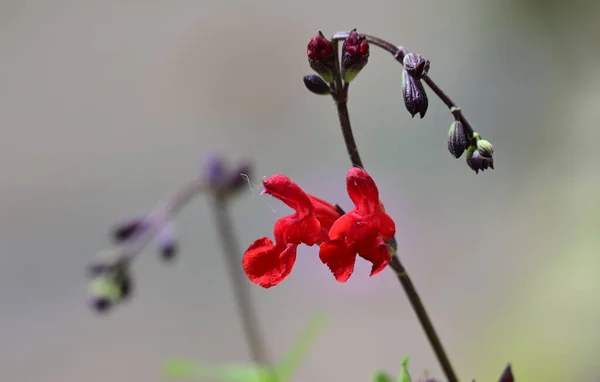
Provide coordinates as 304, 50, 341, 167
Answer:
330, 31, 459, 382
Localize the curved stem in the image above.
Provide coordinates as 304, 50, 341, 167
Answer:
330, 32, 459, 382
211, 193, 272, 368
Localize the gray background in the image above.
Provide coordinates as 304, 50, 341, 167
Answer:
1, 0, 600, 381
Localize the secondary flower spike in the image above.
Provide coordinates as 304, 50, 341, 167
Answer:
242, 174, 341, 288
319, 168, 396, 282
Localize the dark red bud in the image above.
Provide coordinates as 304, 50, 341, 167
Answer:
307, 31, 333, 61
341, 29, 370, 83
307, 32, 336, 83
344, 29, 369, 56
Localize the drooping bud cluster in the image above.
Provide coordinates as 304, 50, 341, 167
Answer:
465, 133, 494, 174
88, 213, 180, 313
401, 52, 430, 118
87, 249, 134, 313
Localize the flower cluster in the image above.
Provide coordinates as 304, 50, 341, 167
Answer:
243, 168, 395, 288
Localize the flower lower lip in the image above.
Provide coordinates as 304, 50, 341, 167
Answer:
260, 188, 267, 195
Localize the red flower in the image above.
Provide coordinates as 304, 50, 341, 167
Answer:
319, 168, 395, 282
242, 174, 340, 288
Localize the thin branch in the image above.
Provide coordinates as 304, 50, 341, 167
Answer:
90, 178, 208, 273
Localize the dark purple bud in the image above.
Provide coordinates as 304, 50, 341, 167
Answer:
498, 363, 514, 382
303, 74, 331, 95
476, 139, 494, 158
158, 222, 177, 261
341, 29, 369, 83
447, 121, 469, 158
466, 145, 494, 174
90, 296, 111, 313
112, 217, 146, 243
402, 69, 429, 118
403, 52, 430, 79
203, 154, 228, 188
307, 31, 336, 83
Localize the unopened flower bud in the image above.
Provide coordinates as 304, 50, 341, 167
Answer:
498, 363, 514, 382
157, 221, 177, 261
89, 276, 122, 313
447, 121, 469, 158
203, 154, 227, 187
476, 139, 493, 158
303, 74, 331, 95
341, 29, 369, 83
403, 52, 430, 79
307, 32, 336, 83
466, 145, 494, 174
402, 70, 429, 118
112, 217, 146, 243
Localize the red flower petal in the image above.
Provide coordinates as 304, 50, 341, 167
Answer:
318, 239, 357, 282
309, 195, 341, 244
262, 174, 313, 218
273, 215, 321, 246
374, 210, 396, 240
346, 168, 380, 215
357, 236, 391, 276
242, 237, 297, 288
327, 211, 359, 241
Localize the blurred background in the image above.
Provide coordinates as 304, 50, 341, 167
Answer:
1, 0, 599, 381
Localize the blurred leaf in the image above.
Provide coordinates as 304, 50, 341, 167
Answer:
163, 358, 270, 382
372, 370, 394, 382
163, 313, 327, 382
275, 312, 328, 381
398, 357, 412, 382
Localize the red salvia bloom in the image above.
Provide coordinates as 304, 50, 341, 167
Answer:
242, 174, 340, 288
319, 168, 396, 282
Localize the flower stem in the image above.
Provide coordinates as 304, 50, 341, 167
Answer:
330, 33, 459, 382
210, 193, 272, 369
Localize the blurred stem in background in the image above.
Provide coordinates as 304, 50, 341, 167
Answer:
210, 190, 272, 369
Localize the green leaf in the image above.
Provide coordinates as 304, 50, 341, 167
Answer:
162, 313, 327, 382
398, 357, 412, 382
372, 370, 394, 382
275, 313, 328, 382
163, 358, 271, 382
